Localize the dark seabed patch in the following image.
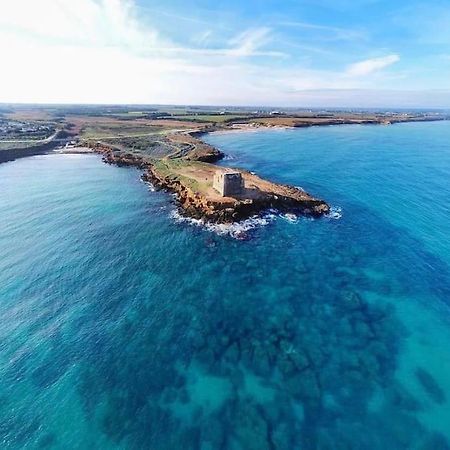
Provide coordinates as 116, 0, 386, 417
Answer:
415, 368, 446, 405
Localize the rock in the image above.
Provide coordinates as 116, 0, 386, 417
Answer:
88, 137, 329, 225
232, 402, 271, 450
388, 384, 421, 412
279, 358, 297, 377
341, 291, 365, 311
252, 346, 272, 376
225, 343, 240, 364
144, 163, 329, 224
415, 367, 446, 404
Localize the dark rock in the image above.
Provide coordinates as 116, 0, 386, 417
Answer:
232, 402, 271, 450
415, 367, 446, 404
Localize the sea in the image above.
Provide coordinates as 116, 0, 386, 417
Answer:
1, 120, 450, 449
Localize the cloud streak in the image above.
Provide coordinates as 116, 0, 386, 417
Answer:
280, 20, 367, 42
228, 27, 272, 56
153, 28, 287, 58
346, 55, 400, 76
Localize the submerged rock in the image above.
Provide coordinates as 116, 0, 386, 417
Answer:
415, 367, 446, 405
232, 402, 271, 450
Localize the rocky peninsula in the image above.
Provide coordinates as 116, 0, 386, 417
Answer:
89, 134, 330, 224
5, 105, 447, 225
86, 110, 445, 224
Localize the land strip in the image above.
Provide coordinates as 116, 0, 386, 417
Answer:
1, 105, 447, 223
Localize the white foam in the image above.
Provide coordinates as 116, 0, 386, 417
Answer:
280, 213, 299, 223
326, 206, 342, 220
141, 178, 156, 192
169, 209, 276, 239
169, 205, 342, 239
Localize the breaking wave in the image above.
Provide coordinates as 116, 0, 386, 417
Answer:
169, 209, 277, 239
222, 154, 235, 161
169, 206, 342, 240
327, 206, 343, 220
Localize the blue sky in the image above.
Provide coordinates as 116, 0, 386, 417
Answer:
1, 0, 449, 107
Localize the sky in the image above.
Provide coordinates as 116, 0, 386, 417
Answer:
0, 0, 450, 108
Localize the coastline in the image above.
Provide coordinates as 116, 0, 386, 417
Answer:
1, 115, 446, 166
0, 139, 63, 164
1, 115, 447, 226
195, 115, 447, 136
157, 116, 446, 223
90, 136, 330, 224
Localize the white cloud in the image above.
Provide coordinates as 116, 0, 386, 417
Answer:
0, 0, 166, 57
0, 0, 292, 105
0, 1, 444, 107
346, 54, 400, 76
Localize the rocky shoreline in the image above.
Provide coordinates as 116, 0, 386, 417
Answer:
142, 165, 329, 223
88, 139, 330, 224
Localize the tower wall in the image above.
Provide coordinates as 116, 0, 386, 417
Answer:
213, 171, 244, 196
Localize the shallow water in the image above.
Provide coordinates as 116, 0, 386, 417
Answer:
1, 121, 450, 449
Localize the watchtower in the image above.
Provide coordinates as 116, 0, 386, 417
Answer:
213, 170, 244, 197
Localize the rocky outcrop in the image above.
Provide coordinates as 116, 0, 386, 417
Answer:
87, 142, 148, 168
185, 145, 224, 163
166, 130, 225, 162
90, 140, 329, 224
142, 165, 329, 223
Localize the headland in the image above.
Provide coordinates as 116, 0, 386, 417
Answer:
1, 104, 447, 224
96, 142, 329, 223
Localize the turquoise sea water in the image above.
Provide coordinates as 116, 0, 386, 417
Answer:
1, 121, 450, 449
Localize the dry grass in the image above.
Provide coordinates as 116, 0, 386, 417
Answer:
152, 158, 295, 202
4, 110, 55, 122
66, 116, 203, 139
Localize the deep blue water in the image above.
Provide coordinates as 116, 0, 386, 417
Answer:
1, 121, 450, 449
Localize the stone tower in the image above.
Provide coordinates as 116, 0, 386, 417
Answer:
213, 170, 244, 197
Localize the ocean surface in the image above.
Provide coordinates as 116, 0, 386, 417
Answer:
1, 121, 450, 449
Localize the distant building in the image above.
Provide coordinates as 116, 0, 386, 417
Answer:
213, 170, 244, 197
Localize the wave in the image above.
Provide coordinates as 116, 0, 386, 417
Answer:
169, 206, 342, 240
169, 209, 277, 239
279, 212, 299, 223
222, 154, 235, 161
326, 206, 343, 220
